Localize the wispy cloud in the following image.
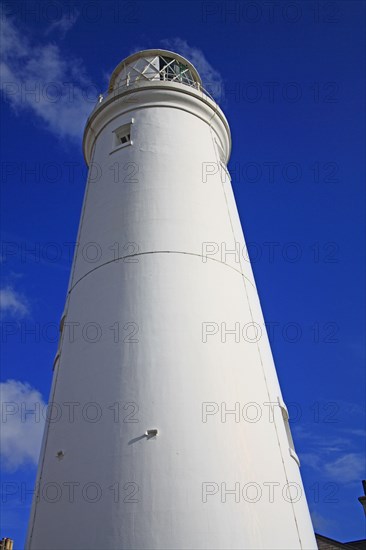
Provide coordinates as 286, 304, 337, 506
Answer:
0, 16, 94, 140
324, 453, 365, 484
301, 450, 365, 484
295, 425, 365, 484
347, 428, 366, 438
0, 286, 29, 318
45, 11, 80, 38
159, 38, 223, 100
0, 380, 45, 471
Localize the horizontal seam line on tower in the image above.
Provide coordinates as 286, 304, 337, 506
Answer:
85, 83, 225, 130
68, 250, 255, 294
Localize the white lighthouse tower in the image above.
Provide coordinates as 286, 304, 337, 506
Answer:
26, 50, 317, 549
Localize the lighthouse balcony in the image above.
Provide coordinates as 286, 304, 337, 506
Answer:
89, 49, 216, 119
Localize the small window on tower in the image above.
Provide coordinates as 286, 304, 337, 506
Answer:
118, 133, 130, 145
112, 121, 133, 152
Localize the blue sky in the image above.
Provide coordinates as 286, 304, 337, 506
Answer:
0, 0, 365, 547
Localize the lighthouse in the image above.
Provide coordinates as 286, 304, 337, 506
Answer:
26, 50, 317, 549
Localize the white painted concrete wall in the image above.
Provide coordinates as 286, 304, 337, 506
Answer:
26, 51, 317, 550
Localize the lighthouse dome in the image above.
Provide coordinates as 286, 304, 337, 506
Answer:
108, 49, 202, 93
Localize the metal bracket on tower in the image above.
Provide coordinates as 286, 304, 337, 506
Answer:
145, 429, 158, 439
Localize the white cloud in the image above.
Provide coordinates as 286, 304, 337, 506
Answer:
347, 428, 366, 437
294, 425, 351, 452
0, 16, 94, 140
299, 452, 321, 470
159, 38, 224, 100
45, 11, 80, 38
324, 453, 365, 484
0, 286, 29, 318
0, 380, 46, 471
295, 424, 365, 483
